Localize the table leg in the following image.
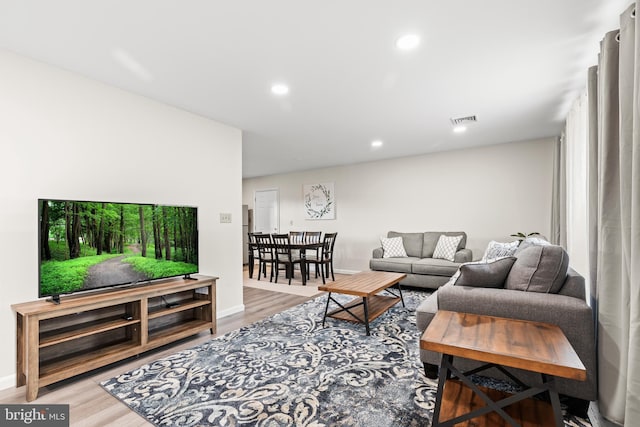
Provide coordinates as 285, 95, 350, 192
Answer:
363, 297, 370, 335
397, 283, 405, 307
432, 354, 452, 427
301, 253, 307, 286
248, 251, 254, 278
322, 292, 331, 328
544, 374, 565, 427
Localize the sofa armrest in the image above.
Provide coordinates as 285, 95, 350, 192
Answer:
437, 285, 596, 400
454, 248, 472, 263
372, 247, 383, 258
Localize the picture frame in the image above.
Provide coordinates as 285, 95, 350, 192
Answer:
303, 183, 335, 220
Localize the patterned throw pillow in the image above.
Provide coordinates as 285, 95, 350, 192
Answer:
381, 236, 408, 258
514, 236, 551, 255
432, 235, 463, 262
482, 240, 519, 262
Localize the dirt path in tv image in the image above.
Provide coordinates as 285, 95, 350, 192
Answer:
84, 245, 148, 289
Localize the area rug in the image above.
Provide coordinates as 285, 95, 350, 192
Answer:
101, 291, 591, 427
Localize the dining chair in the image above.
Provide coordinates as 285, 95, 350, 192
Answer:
272, 233, 305, 285
288, 230, 306, 260
306, 232, 337, 284
302, 231, 322, 279
289, 231, 305, 243
247, 232, 262, 279
254, 233, 275, 282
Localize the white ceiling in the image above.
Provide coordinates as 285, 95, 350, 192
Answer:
0, 1, 629, 178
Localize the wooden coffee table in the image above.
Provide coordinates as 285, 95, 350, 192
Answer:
421, 310, 587, 427
318, 271, 406, 335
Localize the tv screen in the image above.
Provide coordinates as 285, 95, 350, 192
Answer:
38, 199, 198, 299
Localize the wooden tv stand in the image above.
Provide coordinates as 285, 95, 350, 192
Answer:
12, 275, 217, 402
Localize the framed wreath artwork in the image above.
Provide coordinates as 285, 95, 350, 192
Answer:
303, 183, 335, 220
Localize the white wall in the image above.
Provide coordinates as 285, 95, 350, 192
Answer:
243, 138, 556, 272
0, 50, 244, 389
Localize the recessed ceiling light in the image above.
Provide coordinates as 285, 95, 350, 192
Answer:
371, 140, 383, 148
453, 125, 467, 133
396, 34, 420, 50
271, 83, 289, 96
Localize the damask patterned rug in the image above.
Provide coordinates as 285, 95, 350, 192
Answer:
101, 291, 591, 427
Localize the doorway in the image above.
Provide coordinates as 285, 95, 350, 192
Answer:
254, 189, 279, 234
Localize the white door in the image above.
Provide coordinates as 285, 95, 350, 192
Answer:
254, 189, 279, 234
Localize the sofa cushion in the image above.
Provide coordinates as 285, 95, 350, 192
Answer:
433, 235, 463, 261
454, 257, 517, 288
412, 258, 460, 276
388, 231, 423, 258
369, 257, 418, 274
504, 245, 569, 293
423, 232, 466, 258
482, 240, 519, 261
380, 236, 407, 258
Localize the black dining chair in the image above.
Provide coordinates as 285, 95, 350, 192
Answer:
272, 233, 305, 285
288, 231, 305, 259
302, 231, 322, 280
247, 232, 262, 279
254, 233, 275, 281
306, 232, 337, 284
289, 231, 305, 243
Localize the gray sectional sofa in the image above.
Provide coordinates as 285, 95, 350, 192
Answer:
416, 243, 596, 415
370, 231, 472, 289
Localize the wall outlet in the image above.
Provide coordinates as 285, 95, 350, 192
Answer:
220, 213, 232, 223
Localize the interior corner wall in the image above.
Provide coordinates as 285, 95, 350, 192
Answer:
242, 138, 556, 272
0, 50, 243, 389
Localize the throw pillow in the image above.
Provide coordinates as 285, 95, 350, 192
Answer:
504, 245, 569, 293
454, 257, 517, 288
380, 236, 408, 258
515, 236, 551, 255
482, 240, 519, 261
444, 259, 481, 286
432, 234, 463, 262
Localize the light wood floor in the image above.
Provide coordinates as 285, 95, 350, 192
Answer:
0, 286, 312, 426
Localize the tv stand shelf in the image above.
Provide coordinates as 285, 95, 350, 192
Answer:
12, 274, 217, 402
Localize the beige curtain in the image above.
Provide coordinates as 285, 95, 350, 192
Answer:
587, 66, 599, 311
551, 135, 566, 247
589, 3, 640, 424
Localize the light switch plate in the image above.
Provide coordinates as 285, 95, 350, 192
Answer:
220, 213, 232, 223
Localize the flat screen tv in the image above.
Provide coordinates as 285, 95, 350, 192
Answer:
38, 199, 198, 302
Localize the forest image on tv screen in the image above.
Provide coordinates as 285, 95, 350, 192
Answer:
39, 200, 198, 297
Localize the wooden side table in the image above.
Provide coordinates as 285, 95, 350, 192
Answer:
420, 310, 586, 427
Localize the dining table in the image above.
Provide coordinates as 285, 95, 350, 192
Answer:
247, 237, 323, 285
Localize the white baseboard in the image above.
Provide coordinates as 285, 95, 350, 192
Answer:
217, 304, 244, 319
0, 374, 15, 391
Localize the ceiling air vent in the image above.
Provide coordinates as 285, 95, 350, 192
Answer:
450, 115, 477, 126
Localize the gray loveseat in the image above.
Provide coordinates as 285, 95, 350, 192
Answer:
416, 243, 596, 415
370, 231, 472, 290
